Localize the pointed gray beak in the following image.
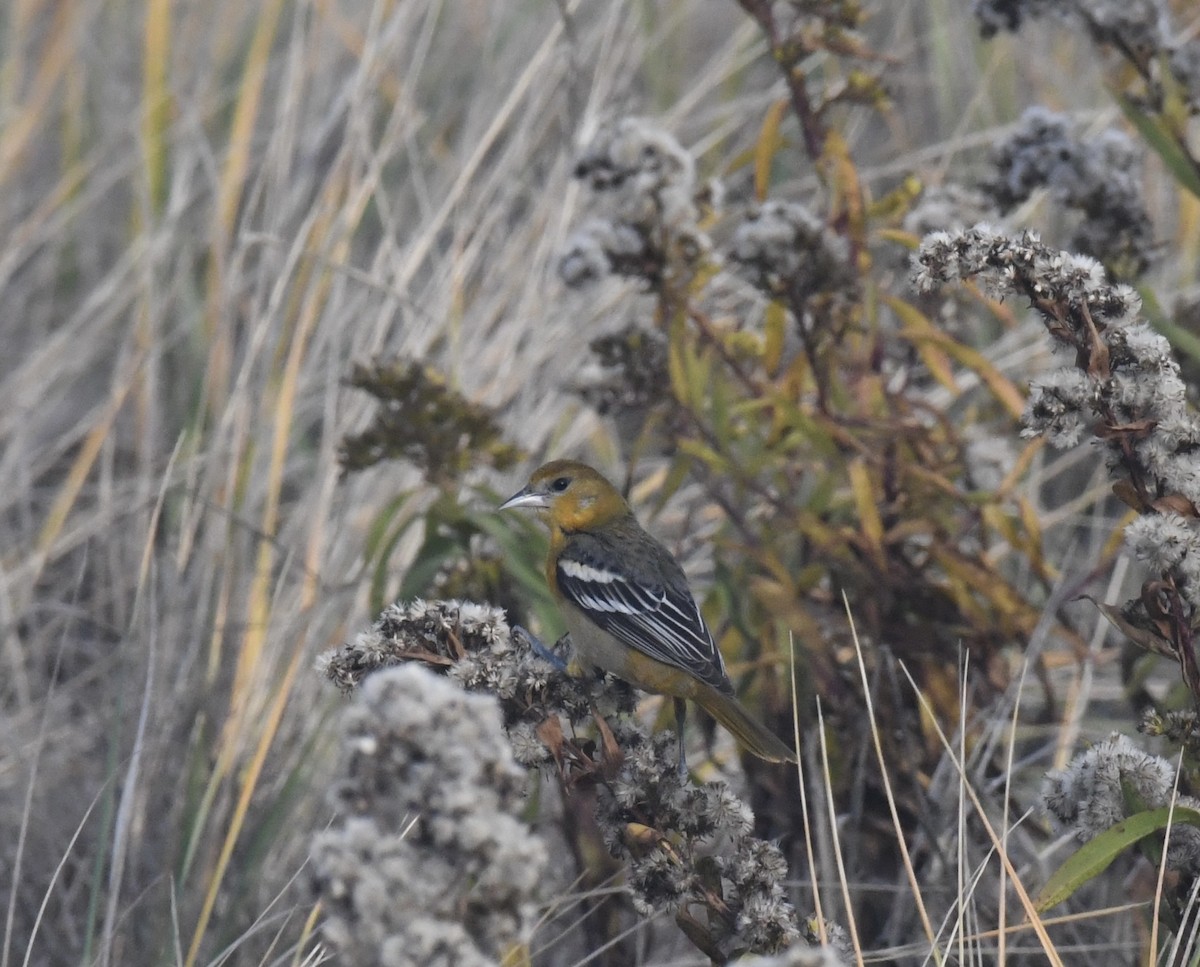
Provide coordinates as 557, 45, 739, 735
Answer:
498, 486, 548, 511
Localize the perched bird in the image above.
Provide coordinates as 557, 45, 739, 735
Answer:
499, 459, 796, 773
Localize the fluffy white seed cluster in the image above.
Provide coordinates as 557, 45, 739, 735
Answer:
1071, 0, 1172, 52
1021, 319, 1192, 459
315, 599, 513, 686
311, 665, 547, 967
1124, 513, 1200, 593
598, 730, 799, 958
972, 0, 1199, 114
985, 107, 1152, 275
559, 117, 715, 288
318, 598, 638, 762
729, 200, 855, 303
914, 225, 1133, 311
1043, 733, 1200, 876
735, 937, 850, 967
975, 0, 1166, 49
915, 225, 1200, 607
318, 599, 807, 957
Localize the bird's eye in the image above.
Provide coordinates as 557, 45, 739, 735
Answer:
550, 476, 571, 493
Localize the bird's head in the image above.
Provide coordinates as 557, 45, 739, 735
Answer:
498, 460, 630, 532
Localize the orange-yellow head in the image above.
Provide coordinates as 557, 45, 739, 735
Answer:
498, 460, 630, 533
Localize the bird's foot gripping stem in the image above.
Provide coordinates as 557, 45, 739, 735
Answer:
673, 697, 690, 782
512, 625, 570, 673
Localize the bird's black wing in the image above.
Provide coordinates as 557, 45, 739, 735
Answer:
555, 532, 731, 693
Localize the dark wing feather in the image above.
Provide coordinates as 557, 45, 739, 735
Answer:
556, 533, 731, 693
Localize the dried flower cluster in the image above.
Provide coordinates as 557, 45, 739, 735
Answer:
984, 107, 1152, 277
578, 324, 671, 419
902, 183, 998, 238
561, 114, 859, 418
1043, 734, 1200, 877
729, 200, 856, 309
973, 0, 1158, 49
972, 0, 1200, 107
319, 599, 637, 766
317, 599, 807, 958
310, 664, 547, 967
737, 937, 851, 967
1142, 706, 1200, 755
559, 118, 717, 290
339, 359, 522, 482
559, 117, 854, 321
597, 730, 799, 960
915, 225, 1200, 701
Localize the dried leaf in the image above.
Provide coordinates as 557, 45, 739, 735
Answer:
624, 822, 664, 851
1151, 494, 1198, 518
887, 294, 1026, 418
535, 716, 567, 772
1090, 597, 1175, 659
1112, 479, 1146, 511
593, 707, 624, 769
675, 909, 722, 962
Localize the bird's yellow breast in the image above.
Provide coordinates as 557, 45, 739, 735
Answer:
558, 599, 702, 700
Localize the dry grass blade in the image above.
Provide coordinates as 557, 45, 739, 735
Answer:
20, 787, 107, 967
815, 698, 865, 964
788, 631, 828, 946
185, 641, 310, 967
897, 660, 1066, 967
100, 439, 183, 967
843, 595, 940, 961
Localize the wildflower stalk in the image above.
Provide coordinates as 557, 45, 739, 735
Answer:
915, 225, 1200, 708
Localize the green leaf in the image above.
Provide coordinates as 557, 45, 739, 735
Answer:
1111, 88, 1200, 200
466, 509, 558, 626
1035, 805, 1200, 911
1132, 284, 1200, 368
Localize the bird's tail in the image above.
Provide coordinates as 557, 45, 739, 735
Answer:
696, 688, 797, 763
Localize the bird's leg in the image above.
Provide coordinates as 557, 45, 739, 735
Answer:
512, 625, 569, 673
673, 698, 689, 781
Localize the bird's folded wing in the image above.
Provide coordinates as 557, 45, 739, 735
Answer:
556, 547, 729, 691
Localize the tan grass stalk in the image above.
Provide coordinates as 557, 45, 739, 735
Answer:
815, 699, 864, 963
0, 0, 73, 190
788, 632, 828, 943
185, 636, 309, 967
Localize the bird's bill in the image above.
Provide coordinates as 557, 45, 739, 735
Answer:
498, 486, 548, 511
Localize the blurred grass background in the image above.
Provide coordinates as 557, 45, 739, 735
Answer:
1, 0, 1197, 964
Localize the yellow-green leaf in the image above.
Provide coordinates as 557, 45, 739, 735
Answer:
848, 457, 884, 565
763, 301, 787, 376
887, 294, 1026, 418
1111, 87, 1200, 200
755, 98, 789, 201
